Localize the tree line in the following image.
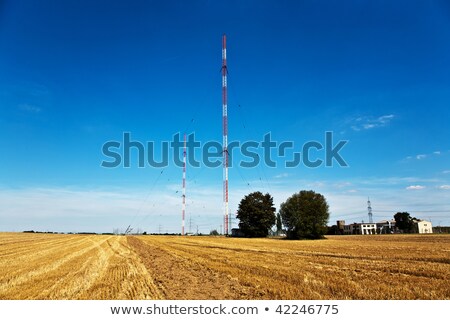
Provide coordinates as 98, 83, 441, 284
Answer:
236, 190, 329, 240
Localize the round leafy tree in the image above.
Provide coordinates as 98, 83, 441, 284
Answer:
236, 191, 276, 237
280, 190, 329, 239
393, 212, 414, 233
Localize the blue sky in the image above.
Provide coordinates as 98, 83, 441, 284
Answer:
1, 0, 450, 233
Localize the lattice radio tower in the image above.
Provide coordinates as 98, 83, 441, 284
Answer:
222, 34, 229, 235
182, 133, 186, 235
367, 197, 373, 223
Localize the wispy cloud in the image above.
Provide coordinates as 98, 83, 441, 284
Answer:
2, 177, 450, 233
406, 185, 426, 190
360, 176, 439, 185
274, 173, 290, 179
0, 186, 225, 233
443, 170, 450, 174
18, 103, 42, 113
416, 154, 427, 160
350, 114, 395, 131
334, 182, 352, 189
305, 181, 325, 188
404, 150, 444, 162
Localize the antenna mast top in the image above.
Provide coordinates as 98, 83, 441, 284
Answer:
367, 197, 373, 224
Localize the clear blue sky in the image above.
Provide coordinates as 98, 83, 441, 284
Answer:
1, 0, 449, 233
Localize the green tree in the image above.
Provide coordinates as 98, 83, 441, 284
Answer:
236, 191, 276, 237
326, 225, 339, 235
280, 190, 329, 239
209, 229, 219, 236
394, 212, 414, 233
276, 212, 283, 235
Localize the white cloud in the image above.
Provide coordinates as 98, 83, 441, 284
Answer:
378, 114, 395, 121
350, 114, 395, 131
404, 151, 446, 162
2, 175, 450, 233
305, 181, 325, 188
363, 124, 376, 129
443, 170, 450, 174
361, 176, 438, 185
0, 185, 244, 234
0, 187, 211, 233
416, 154, 427, 160
274, 173, 289, 179
335, 182, 352, 188
406, 185, 426, 190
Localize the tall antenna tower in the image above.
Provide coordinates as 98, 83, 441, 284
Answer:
222, 34, 229, 235
182, 133, 186, 235
367, 197, 373, 223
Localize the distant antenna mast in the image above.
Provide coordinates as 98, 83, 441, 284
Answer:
182, 133, 186, 235
367, 197, 373, 223
222, 34, 229, 235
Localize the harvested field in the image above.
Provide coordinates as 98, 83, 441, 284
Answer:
1, 233, 449, 299
0, 233, 161, 299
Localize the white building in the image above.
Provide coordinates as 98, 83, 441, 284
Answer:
414, 220, 433, 234
376, 219, 396, 234
343, 223, 377, 235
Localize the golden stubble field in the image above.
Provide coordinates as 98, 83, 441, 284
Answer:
0, 233, 449, 299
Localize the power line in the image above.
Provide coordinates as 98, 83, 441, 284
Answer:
235, 104, 272, 195
128, 169, 165, 229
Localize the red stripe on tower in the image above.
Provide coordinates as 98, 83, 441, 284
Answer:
222, 34, 229, 235
182, 133, 186, 235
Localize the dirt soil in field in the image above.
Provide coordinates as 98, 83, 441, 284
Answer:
127, 237, 262, 299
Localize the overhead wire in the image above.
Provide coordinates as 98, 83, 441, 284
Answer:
228, 79, 273, 195
128, 169, 165, 230
130, 96, 206, 233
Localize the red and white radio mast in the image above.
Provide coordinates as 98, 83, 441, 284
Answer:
182, 133, 186, 235
222, 34, 229, 235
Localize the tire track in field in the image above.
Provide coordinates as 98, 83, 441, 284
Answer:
78, 236, 163, 300
127, 236, 255, 300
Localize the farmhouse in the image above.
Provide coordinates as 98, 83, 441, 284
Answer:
338, 219, 433, 234
414, 220, 433, 234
